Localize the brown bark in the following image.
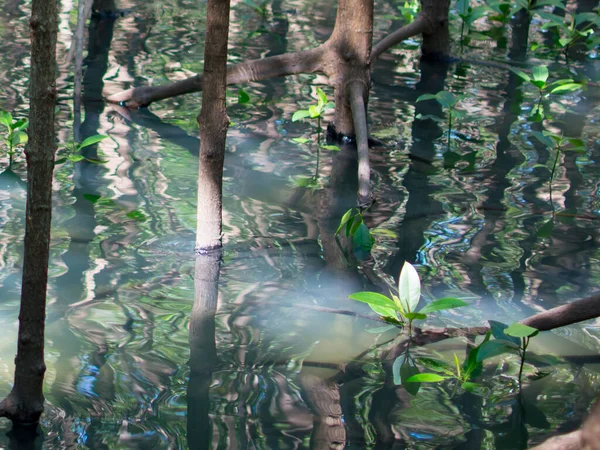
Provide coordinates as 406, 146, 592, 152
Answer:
371, 14, 431, 60
420, 0, 451, 58
0, 0, 58, 425
521, 293, 600, 331
195, 0, 231, 250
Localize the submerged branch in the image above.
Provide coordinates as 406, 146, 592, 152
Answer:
371, 15, 430, 60
521, 293, 600, 331
348, 80, 371, 204
107, 46, 326, 108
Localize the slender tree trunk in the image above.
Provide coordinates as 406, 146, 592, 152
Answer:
195, 0, 231, 251
0, 0, 58, 425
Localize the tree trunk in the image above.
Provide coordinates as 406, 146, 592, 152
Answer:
420, 0, 450, 59
323, 0, 373, 137
195, 0, 231, 251
0, 0, 58, 425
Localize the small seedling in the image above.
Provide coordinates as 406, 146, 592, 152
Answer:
456, 0, 488, 41
531, 131, 586, 237
292, 87, 338, 150
0, 111, 28, 165
349, 262, 468, 336
405, 333, 491, 394
477, 321, 540, 385
335, 207, 375, 258
536, 10, 600, 54
416, 90, 465, 150
511, 65, 583, 120
55, 135, 109, 166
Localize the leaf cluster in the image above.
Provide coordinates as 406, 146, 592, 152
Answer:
0, 111, 28, 157
55, 135, 109, 165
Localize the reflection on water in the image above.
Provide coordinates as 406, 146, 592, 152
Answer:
0, 0, 599, 448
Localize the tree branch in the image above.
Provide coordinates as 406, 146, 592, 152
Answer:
521, 293, 600, 331
348, 80, 371, 204
107, 46, 326, 108
371, 15, 430, 61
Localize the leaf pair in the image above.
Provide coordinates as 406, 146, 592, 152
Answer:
349, 262, 467, 332
511, 65, 583, 96
292, 87, 334, 122
55, 135, 109, 165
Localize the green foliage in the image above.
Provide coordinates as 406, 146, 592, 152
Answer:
406, 332, 491, 394
456, 0, 489, 39
349, 262, 468, 335
416, 91, 465, 150
511, 65, 583, 120
535, 9, 600, 52
531, 131, 586, 237
477, 321, 540, 385
398, 0, 420, 23
0, 111, 28, 164
335, 207, 375, 259
291, 87, 339, 150
55, 135, 109, 166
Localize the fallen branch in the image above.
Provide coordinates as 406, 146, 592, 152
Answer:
108, 46, 325, 108
348, 80, 371, 204
522, 293, 600, 331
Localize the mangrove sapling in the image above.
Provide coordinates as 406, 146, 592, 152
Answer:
535, 10, 600, 54
349, 262, 468, 336
0, 111, 28, 166
54, 134, 109, 166
416, 90, 465, 151
510, 65, 583, 120
291, 87, 339, 151
405, 332, 491, 394
531, 131, 586, 237
335, 207, 375, 259
456, 0, 488, 42
477, 321, 540, 386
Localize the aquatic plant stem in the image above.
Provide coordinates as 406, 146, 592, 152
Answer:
518, 337, 529, 386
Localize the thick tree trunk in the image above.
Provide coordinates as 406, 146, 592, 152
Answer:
420, 0, 451, 59
195, 0, 231, 251
0, 0, 58, 425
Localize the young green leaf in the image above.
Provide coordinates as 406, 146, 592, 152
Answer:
292, 110, 311, 122
308, 105, 321, 118
504, 323, 539, 338
549, 83, 582, 94
292, 137, 311, 144
336, 208, 355, 236
237, 89, 250, 104
532, 65, 549, 86
403, 312, 427, 321
418, 297, 468, 314
488, 320, 521, 346
417, 357, 455, 375
398, 261, 421, 313
436, 91, 457, 109
476, 339, 519, 361
12, 131, 28, 145
321, 145, 340, 151
316, 87, 328, 107
510, 68, 531, 83
536, 219, 554, 238
416, 93, 438, 102
79, 134, 108, 149
349, 292, 399, 311
405, 373, 448, 383
353, 222, 374, 251
0, 111, 13, 128
368, 303, 399, 320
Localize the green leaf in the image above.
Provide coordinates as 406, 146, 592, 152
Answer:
321, 145, 340, 151
398, 261, 421, 313
12, 118, 28, 131
292, 137, 311, 144
353, 222, 374, 252
558, 37, 573, 47
404, 312, 427, 320
83, 194, 102, 203
405, 373, 448, 383
54, 157, 67, 165
368, 303, 399, 319
419, 297, 468, 314
79, 135, 108, 149
349, 215, 363, 236
550, 83, 582, 94
349, 292, 399, 311
417, 357, 454, 375
400, 358, 421, 395
476, 339, 519, 361
292, 109, 311, 122
12, 130, 28, 145
392, 355, 404, 385
237, 89, 250, 104
461, 382, 483, 393
504, 323, 539, 338
532, 131, 554, 148
532, 65, 549, 85
0, 111, 13, 128
416, 93, 438, 102
489, 320, 521, 346
536, 219, 554, 238
308, 104, 321, 118
336, 208, 355, 236
316, 87, 328, 107
126, 210, 148, 222
510, 68, 531, 83
68, 154, 85, 162
436, 91, 457, 109
565, 138, 585, 150
533, 0, 565, 8
453, 353, 462, 378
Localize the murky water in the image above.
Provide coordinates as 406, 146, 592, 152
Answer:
0, 0, 599, 448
